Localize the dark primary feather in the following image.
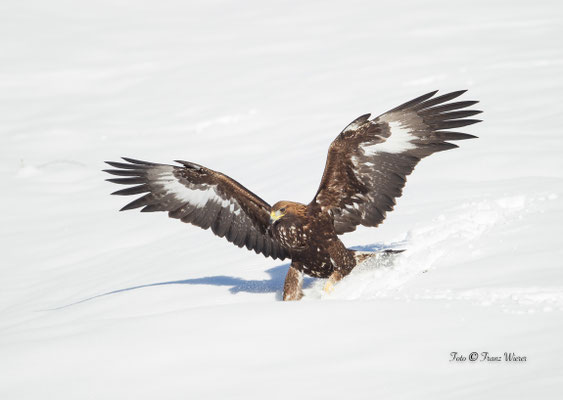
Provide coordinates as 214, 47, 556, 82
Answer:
104, 158, 288, 260
312, 90, 482, 234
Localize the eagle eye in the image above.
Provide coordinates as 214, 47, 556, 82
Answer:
280, 207, 286, 213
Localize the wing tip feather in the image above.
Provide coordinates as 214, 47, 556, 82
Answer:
111, 184, 150, 196
119, 203, 138, 211
121, 157, 153, 165
175, 160, 203, 170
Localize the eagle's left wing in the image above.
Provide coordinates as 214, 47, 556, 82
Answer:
311, 90, 482, 234
104, 158, 288, 260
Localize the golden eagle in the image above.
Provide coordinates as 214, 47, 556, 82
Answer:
105, 90, 481, 300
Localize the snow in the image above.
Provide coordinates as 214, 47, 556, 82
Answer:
2, 0, 563, 398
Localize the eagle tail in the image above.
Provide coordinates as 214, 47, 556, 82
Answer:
352, 249, 405, 264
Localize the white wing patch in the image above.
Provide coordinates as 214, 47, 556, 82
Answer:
362, 121, 417, 155
156, 170, 238, 212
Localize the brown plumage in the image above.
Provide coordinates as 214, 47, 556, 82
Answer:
105, 90, 481, 300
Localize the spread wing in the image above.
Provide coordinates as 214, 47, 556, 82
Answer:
312, 90, 482, 234
104, 158, 288, 260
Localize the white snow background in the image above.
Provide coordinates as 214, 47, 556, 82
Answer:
1, 0, 563, 398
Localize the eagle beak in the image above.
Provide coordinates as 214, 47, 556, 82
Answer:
270, 210, 283, 223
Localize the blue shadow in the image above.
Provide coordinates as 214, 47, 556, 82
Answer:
50, 241, 405, 309
50, 263, 316, 309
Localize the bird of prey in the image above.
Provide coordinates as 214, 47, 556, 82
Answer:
105, 90, 481, 300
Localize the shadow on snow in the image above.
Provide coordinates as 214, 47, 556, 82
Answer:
49, 242, 401, 310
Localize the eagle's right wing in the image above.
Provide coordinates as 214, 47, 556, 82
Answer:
104, 158, 288, 260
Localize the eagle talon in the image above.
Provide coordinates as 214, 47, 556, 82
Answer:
324, 281, 335, 294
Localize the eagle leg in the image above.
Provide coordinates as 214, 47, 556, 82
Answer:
283, 263, 304, 301
323, 270, 344, 293
324, 241, 356, 294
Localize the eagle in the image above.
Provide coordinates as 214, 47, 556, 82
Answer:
105, 90, 481, 300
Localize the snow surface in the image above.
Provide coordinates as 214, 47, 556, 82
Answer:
2, 0, 563, 398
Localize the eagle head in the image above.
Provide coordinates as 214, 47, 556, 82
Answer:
270, 201, 306, 223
